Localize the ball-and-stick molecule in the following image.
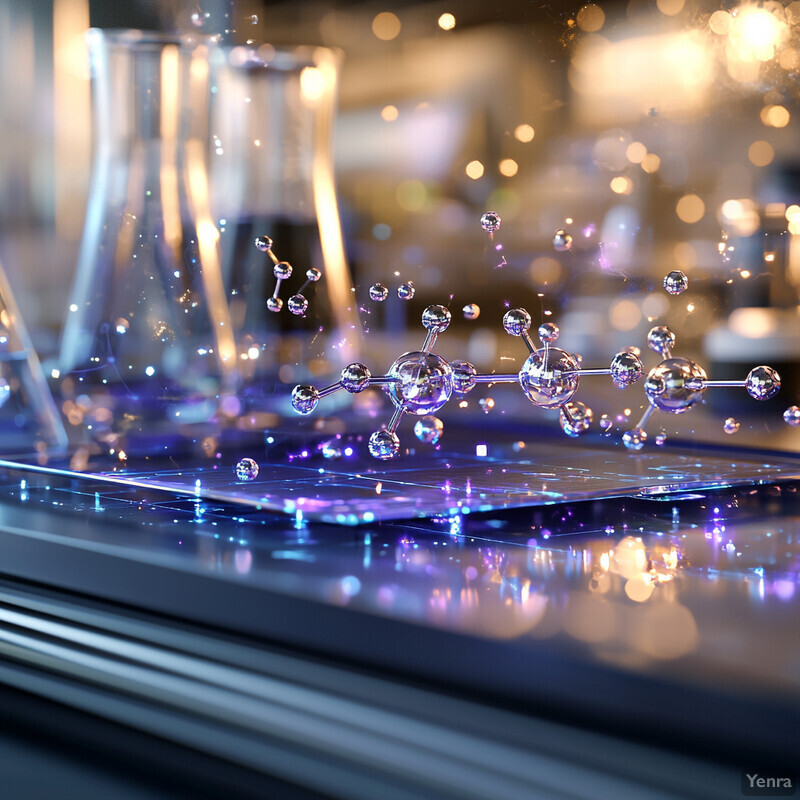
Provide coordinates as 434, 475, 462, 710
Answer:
292, 304, 463, 460
291, 304, 644, 459
254, 235, 321, 316
622, 325, 781, 450
449, 308, 644, 436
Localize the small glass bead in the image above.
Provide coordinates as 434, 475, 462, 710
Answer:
480, 211, 501, 232
340, 362, 371, 393
273, 261, 292, 280
369, 283, 388, 302
610, 350, 643, 387
745, 366, 781, 400
647, 325, 676, 355
723, 417, 740, 435
421, 304, 451, 333
291, 385, 319, 414
254, 235, 272, 252
462, 303, 480, 320
398, 282, 415, 300
503, 308, 531, 337
559, 401, 593, 437
414, 415, 443, 444
553, 229, 573, 252
287, 294, 308, 316
235, 457, 259, 481
306, 267, 322, 282
655, 432, 667, 446
538, 322, 559, 343
663, 270, 688, 296
451, 360, 477, 394
784, 405, 800, 427
368, 430, 400, 460
267, 297, 283, 313
622, 428, 647, 451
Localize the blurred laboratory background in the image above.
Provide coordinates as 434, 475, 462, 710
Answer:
2, 0, 800, 447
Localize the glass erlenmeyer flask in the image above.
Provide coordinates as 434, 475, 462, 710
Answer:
0, 258, 67, 455
209, 44, 358, 393
58, 29, 237, 448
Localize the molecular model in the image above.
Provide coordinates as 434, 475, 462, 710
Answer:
621, 324, 781, 450
291, 303, 645, 460
254, 235, 321, 316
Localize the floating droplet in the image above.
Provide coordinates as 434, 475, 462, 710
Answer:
235, 457, 259, 481
723, 417, 740, 435
622, 428, 647, 451
553, 229, 573, 252
647, 325, 676, 355
398, 281, 415, 300
663, 270, 688, 296
369, 283, 388, 302
784, 405, 800, 427
480, 211, 501, 232
414, 415, 443, 444
462, 303, 480, 320
559, 401, 593, 437
287, 295, 308, 316
655, 432, 667, 446
599, 414, 612, 431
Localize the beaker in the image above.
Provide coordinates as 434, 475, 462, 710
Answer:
0, 257, 67, 455
58, 29, 237, 448
209, 43, 358, 391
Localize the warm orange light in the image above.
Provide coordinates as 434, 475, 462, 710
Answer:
372, 11, 401, 40
514, 123, 535, 143
465, 160, 484, 179
676, 193, 705, 223
499, 158, 519, 177
437, 12, 456, 31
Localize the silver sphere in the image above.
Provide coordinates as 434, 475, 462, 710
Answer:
340, 362, 371, 393
421, 304, 451, 333
480, 211, 501, 232
745, 366, 781, 400
414, 415, 444, 444
623, 428, 647, 451
610, 350, 643, 387
503, 308, 532, 337
644, 357, 707, 413
287, 294, 308, 316
518, 347, 581, 409
559, 401, 593, 437
462, 303, 480, 320
647, 326, 676, 355
368, 430, 400, 460
254, 235, 273, 252
538, 322, 559, 343
273, 261, 292, 280
267, 297, 283, 313
291, 384, 319, 414
451, 359, 477, 394
306, 267, 322, 282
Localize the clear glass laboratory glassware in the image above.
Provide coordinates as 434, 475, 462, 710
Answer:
58, 29, 237, 452
208, 43, 358, 400
0, 257, 67, 456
